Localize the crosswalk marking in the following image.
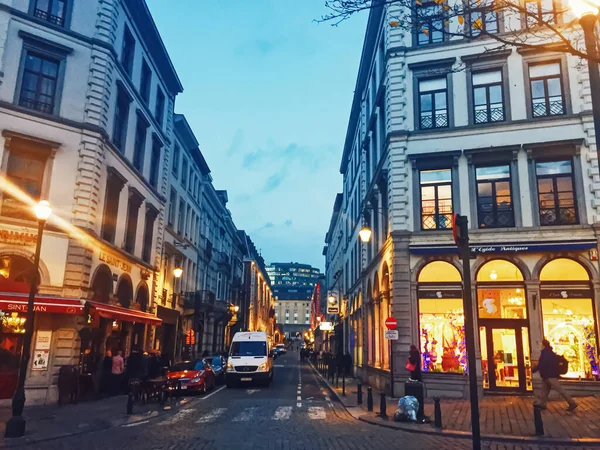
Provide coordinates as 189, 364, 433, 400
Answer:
308, 406, 326, 420
196, 407, 227, 424
272, 406, 293, 421
158, 408, 194, 426
232, 407, 259, 422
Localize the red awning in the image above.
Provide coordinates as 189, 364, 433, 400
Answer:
0, 292, 84, 315
87, 301, 161, 326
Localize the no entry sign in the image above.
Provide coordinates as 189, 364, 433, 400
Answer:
385, 317, 397, 330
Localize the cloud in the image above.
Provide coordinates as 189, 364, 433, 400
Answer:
242, 148, 267, 169
240, 141, 336, 172
284, 219, 293, 227
262, 171, 287, 193
263, 222, 275, 229
227, 129, 244, 156
235, 38, 286, 57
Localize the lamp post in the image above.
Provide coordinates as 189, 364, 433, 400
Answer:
5, 200, 52, 438
569, 2, 600, 158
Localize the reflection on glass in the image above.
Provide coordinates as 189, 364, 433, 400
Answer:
542, 298, 599, 379
491, 328, 520, 388
522, 327, 533, 391
478, 288, 527, 319
419, 298, 466, 373
480, 326, 489, 389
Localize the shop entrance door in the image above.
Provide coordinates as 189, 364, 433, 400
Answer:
480, 323, 532, 392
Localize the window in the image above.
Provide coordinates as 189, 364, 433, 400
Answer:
185, 205, 191, 237
536, 160, 577, 225
472, 70, 504, 124
1, 148, 48, 220
101, 169, 126, 244
112, 85, 131, 152
177, 199, 185, 235
121, 26, 135, 76
181, 158, 188, 189
168, 189, 176, 226
418, 78, 448, 129
468, 0, 498, 35
529, 62, 564, 117
140, 59, 151, 104
476, 166, 514, 228
420, 169, 452, 230
172, 144, 180, 178
132, 113, 148, 172
32, 0, 67, 26
19, 53, 60, 114
417, 2, 446, 45
155, 88, 165, 126
188, 169, 194, 193
124, 190, 143, 254
525, 0, 555, 28
149, 138, 161, 188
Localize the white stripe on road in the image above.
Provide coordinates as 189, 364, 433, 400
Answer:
196, 407, 227, 424
232, 407, 258, 422
246, 389, 260, 395
200, 385, 226, 400
122, 420, 149, 427
272, 406, 293, 421
297, 402, 302, 408
308, 406, 326, 420
158, 408, 194, 425
296, 395, 302, 401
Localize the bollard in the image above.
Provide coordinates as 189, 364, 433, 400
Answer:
357, 382, 363, 405
533, 405, 544, 436
367, 387, 373, 412
177, 379, 182, 398
336, 370, 339, 388
434, 397, 442, 429
159, 384, 166, 407
380, 392, 387, 419
342, 372, 346, 396
126, 390, 133, 415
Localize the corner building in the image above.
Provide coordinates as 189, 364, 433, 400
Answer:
325, 2, 600, 398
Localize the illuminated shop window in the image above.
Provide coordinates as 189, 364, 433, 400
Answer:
540, 258, 598, 380
418, 261, 466, 373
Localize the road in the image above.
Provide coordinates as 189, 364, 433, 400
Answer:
26, 351, 591, 450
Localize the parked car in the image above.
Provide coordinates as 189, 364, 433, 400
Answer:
275, 344, 287, 355
203, 355, 226, 384
167, 360, 216, 394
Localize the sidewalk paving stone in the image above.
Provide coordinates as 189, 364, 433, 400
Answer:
310, 362, 600, 445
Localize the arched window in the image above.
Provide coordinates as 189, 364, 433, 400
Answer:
540, 258, 598, 380
90, 264, 112, 303
418, 261, 464, 374
477, 260, 526, 319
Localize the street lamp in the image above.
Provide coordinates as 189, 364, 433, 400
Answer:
569, 1, 600, 159
173, 267, 183, 278
5, 200, 52, 438
358, 225, 372, 243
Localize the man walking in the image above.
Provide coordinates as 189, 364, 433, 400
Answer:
533, 339, 577, 411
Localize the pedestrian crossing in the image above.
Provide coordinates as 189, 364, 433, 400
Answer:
188, 405, 328, 425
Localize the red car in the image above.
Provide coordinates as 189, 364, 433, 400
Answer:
167, 360, 216, 394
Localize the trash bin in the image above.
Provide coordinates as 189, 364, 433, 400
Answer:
57, 365, 79, 405
404, 380, 424, 419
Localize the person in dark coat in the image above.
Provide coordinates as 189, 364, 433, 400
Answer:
408, 345, 422, 381
533, 339, 577, 411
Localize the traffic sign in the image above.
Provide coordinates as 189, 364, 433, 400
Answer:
385, 330, 398, 340
385, 317, 397, 330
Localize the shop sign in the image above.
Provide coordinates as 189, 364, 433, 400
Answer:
540, 289, 593, 299
98, 251, 131, 273
418, 289, 463, 299
0, 229, 38, 246
35, 330, 52, 350
411, 240, 597, 255
320, 322, 333, 331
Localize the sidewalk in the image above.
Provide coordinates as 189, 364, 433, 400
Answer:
310, 362, 600, 445
0, 393, 193, 448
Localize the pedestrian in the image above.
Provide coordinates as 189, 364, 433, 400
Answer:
533, 339, 577, 411
343, 352, 353, 376
101, 349, 112, 395
111, 350, 125, 395
406, 344, 422, 382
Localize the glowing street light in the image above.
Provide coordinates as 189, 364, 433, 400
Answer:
359, 225, 372, 243
173, 267, 183, 278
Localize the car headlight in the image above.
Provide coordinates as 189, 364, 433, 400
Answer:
226, 362, 234, 371
257, 362, 268, 372
191, 375, 203, 383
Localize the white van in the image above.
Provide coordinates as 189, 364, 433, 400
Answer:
226, 331, 273, 387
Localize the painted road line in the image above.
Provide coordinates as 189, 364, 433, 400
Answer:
122, 420, 150, 428
201, 385, 226, 400
308, 406, 326, 420
196, 407, 227, 424
158, 409, 194, 426
297, 402, 302, 408
232, 407, 259, 422
246, 389, 261, 395
272, 406, 293, 421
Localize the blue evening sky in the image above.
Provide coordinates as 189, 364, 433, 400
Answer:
146, 0, 367, 270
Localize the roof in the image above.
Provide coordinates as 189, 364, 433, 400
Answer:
339, 5, 384, 174
124, 0, 183, 95
325, 193, 343, 243
173, 115, 210, 175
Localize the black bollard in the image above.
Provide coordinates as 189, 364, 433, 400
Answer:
380, 392, 387, 419
336, 370, 339, 388
357, 382, 363, 405
434, 397, 442, 428
367, 387, 373, 412
533, 405, 544, 436
177, 379, 182, 398
126, 391, 133, 415
342, 372, 346, 396
159, 384, 166, 407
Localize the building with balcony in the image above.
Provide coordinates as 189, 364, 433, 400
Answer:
325, 2, 600, 398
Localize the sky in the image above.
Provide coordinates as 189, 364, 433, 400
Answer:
145, 0, 368, 271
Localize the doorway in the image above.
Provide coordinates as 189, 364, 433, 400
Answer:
480, 323, 532, 392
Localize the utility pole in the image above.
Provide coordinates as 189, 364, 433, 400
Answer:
453, 214, 481, 450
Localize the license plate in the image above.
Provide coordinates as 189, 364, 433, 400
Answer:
180, 385, 187, 390
240, 377, 252, 382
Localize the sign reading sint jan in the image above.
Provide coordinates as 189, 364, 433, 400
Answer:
98, 251, 131, 273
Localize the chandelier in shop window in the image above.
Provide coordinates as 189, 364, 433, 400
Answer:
1, 311, 26, 333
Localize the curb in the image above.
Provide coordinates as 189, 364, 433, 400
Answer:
0, 397, 195, 448
308, 362, 600, 447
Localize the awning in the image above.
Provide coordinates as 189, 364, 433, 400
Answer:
0, 292, 84, 315
86, 301, 161, 326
